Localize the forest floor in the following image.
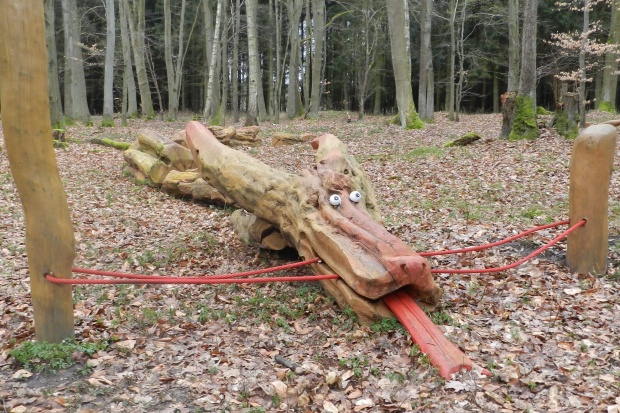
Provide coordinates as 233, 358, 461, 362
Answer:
0, 111, 619, 413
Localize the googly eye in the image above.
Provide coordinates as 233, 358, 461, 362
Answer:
349, 191, 362, 203
329, 194, 342, 206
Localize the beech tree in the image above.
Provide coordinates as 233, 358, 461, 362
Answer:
246, 0, 262, 124
309, 0, 326, 118
123, 0, 154, 118
163, 0, 186, 121
202, 0, 223, 123
509, 0, 538, 140
119, 0, 138, 121
62, 0, 91, 123
418, 0, 434, 121
44, 0, 63, 126
386, 0, 423, 129
102, 0, 116, 127
600, 0, 620, 112
286, 0, 304, 118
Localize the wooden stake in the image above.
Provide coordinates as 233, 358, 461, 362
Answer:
567, 124, 617, 274
0, 1, 75, 342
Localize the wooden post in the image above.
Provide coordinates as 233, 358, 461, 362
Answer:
567, 124, 617, 274
0, 1, 75, 341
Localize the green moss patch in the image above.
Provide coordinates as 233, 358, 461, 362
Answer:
509, 95, 539, 141
598, 101, 616, 113
405, 103, 425, 130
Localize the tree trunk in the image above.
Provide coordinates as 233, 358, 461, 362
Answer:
507, 0, 520, 92
273, 0, 286, 123
232, 0, 241, 122
102, 0, 116, 126
447, 0, 456, 121
246, 0, 260, 125
386, 0, 422, 129
556, 92, 579, 139
492, 67, 499, 113
455, 0, 467, 122
309, 0, 325, 118
509, 0, 538, 140
216, 3, 228, 125
62, 0, 90, 123
0, 0, 76, 342
119, 0, 138, 120
418, 0, 434, 121
44, 0, 63, 126
124, 0, 154, 118
578, 0, 590, 128
286, 0, 303, 118
500, 92, 515, 139
164, 0, 187, 121
601, 0, 620, 112
202, 0, 223, 123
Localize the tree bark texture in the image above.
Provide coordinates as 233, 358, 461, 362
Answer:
418, 0, 434, 121
246, 0, 260, 123
62, 0, 90, 123
601, 0, 620, 111
309, 0, 325, 118
202, 0, 223, 123
102, 0, 116, 125
286, 0, 303, 118
578, 0, 590, 128
507, 0, 520, 92
0, 0, 76, 342
517, 0, 537, 102
119, 0, 138, 119
124, 0, 154, 118
386, 0, 421, 128
44, 0, 63, 126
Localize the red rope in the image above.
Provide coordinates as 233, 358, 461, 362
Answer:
430, 219, 585, 274
419, 219, 570, 257
46, 273, 339, 285
46, 258, 329, 285
45, 220, 586, 284
71, 257, 321, 280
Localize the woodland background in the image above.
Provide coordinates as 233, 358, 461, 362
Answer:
47, 0, 620, 129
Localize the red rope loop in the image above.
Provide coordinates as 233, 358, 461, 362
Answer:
46, 257, 331, 285
45, 219, 586, 284
430, 219, 585, 274
420, 219, 570, 257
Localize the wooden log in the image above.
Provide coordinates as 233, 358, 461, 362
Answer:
171, 129, 188, 147
235, 126, 261, 141
443, 132, 481, 147
185, 121, 441, 304
230, 210, 289, 250
191, 178, 237, 205
123, 164, 148, 182
123, 148, 171, 184
162, 170, 201, 196
567, 124, 617, 274
272, 132, 315, 147
0, 0, 75, 342
136, 129, 194, 171
208, 126, 237, 144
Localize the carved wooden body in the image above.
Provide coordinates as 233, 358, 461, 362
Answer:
184, 122, 442, 307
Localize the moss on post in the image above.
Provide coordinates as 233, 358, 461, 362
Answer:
509, 95, 538, 140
